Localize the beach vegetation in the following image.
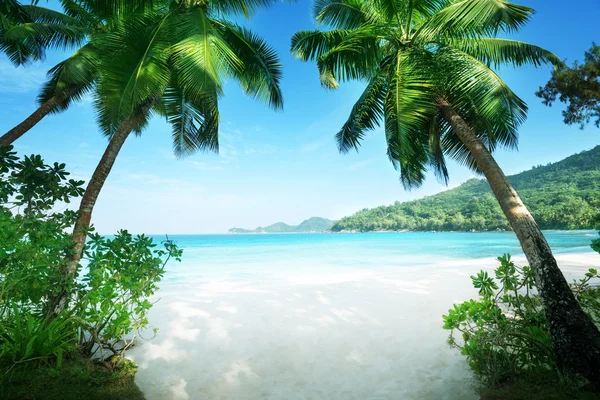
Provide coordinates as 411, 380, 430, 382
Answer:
0, 147, 180, 396
443, 236, 600, 394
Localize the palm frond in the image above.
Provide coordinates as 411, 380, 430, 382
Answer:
426, 112, 449, 184
445, 38, 563, 69
94, 12, 172, 136
414, 0, 533, 42
21, 5, 87, 26
336, 71, 387, 153
384, 50, 436, 189
2, 22, 88, 52
216, 21, 283, 110
438, 46, 526, 150
313, 0, 368, 29
0, 1, 89, 65
38, 42, 99, 113
315, 25, 381, 86
170, 8, 240, 99
162, 81, 220, 158
290, 29, 351, 61
208, 0, 280, 18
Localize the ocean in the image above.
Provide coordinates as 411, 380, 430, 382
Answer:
129, 230, 599, 400
158, 230, 598, 282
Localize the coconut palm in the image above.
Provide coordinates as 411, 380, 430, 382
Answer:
0, 0, 87, 66
50, 0, 283, 313
291, 0, 600, 384
0, 0, 157, 147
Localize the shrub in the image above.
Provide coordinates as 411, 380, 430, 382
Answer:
74, 231, 182, 360
443, 241, 600, 387
0, 146, 181, 370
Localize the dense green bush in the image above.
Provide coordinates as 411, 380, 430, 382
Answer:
0, 146, 181, 370
443, 242, 600, 387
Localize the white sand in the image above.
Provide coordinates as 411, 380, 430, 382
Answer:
128, 251, 600, 400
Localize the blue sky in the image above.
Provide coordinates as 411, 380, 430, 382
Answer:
1, 0, 599, 234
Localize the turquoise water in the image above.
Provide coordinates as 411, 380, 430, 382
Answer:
157, 230, 598, 282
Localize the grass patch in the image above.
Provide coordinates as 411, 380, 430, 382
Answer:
0, 356, 145, 400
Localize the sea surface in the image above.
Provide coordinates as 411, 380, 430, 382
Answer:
156, 230, 598, 283
130, 230, 599, 400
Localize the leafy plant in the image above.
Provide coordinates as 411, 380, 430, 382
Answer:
443, 247, 600, 386
74, 231, 182, 361
0, 307, 76, 369
0, 147, 181, 369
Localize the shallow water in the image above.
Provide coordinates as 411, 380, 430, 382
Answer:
129, 231, 599, 400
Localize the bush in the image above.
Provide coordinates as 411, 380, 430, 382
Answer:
0, 146, 181, 371
443, 240, 600, 387
74, 231, 182, 359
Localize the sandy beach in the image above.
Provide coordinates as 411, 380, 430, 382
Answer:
128, 250, 600, 400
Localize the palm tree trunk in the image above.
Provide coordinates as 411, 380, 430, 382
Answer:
0, 89, 73, 147
48, 113, 141, 316
437, 98, 600, 386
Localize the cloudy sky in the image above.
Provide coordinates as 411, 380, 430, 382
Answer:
1, 0, 599, 233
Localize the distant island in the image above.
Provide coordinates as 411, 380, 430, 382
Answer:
229, 217, 335, 233
332, 145, 600, 232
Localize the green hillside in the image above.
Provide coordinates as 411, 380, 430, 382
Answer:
332, 146, 600, 232
229, 217, 334, 233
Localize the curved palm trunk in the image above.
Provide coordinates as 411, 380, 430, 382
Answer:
437, 98, 600, 386
48, 114, 140, 316
0, 88, 75, 147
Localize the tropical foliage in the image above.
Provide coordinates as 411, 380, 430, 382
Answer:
91, 0, 283, 154
291, 0, 560, 187
537, 43, 600, 129
0, 147, 181, 371
332, 145, 600, 232
0, 0, 165, 147
443, 242, 600, 388
0, 0, 87, 65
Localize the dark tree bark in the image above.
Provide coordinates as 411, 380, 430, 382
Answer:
0, 89, 74, 147
437, 98, 600, 386
48, 113, 143, 315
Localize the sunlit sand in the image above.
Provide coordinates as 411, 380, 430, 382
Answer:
129, 252, 600, 400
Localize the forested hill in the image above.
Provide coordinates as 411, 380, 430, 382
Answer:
229, 217, 334, 233
332, 146, 600, 232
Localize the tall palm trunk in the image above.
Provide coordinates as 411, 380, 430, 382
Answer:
437, 98, 600, 386
48, 113, 141, 316
0, 88, 75, 147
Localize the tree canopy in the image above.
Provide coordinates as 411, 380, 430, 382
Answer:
537, 43, 600, 128
291, 0, 560, 188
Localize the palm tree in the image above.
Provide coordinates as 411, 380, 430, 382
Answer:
0, 0, 87, 66
0, 0, 154, 147
291, 0, 600, 384
50, 0, 283, 313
